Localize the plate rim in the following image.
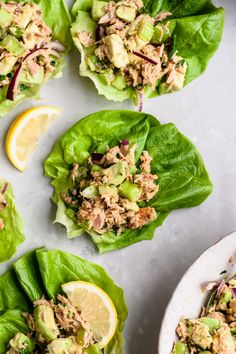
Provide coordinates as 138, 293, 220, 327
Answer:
158, 230, 236, 353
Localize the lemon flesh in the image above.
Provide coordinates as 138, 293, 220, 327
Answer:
62, 281, 118, 348
6, 106, 61, 171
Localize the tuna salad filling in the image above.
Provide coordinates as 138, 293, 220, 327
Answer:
62, 140, 159, 235
0, 1, 65, 101
0, 182, 8, 230
6, 295, 100, 353
172, 278, 236, 354
76, 0, 187, 106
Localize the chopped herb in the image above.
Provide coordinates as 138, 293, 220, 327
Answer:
19, 84, 29, 91
0, 75, 6, 81
176, 59, 186, 67
220, 270, 227, 275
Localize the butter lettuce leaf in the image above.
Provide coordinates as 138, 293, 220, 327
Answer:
36, 249, 128, 354
0, 0, 71, 116
0, 179, 25, 263
71, 0, 224, 103
0, 249, 127, 354
44, 110, 213, 253
0, 310, 29, 353
0, 269, 31, 313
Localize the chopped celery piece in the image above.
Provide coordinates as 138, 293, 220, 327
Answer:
116, 6, 136, 23
112, 73, 127, 90
219, 290, 233, 304
171, 342, 188, 354
200, 317, 220, 332
152, 22, 175, 43
87, 55, 99, 71
118, 181, 141, 202
138, 20, 154, 42
92, 0, 107, 21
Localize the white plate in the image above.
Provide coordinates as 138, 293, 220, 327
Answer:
158, 231, 236, 354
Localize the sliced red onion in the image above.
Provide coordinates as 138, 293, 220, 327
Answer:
91, 153, 104, 162
49, 41, 65, 52
132, 51, 159, 65
231, 288, 236, 297
120, 139, 129, 146
6, 64, 23, 101
138, 92, 143, 112
216, 280, 225, 298
7, 48, 60, 101
1, 183, 8, 195
96, 25, 105, 42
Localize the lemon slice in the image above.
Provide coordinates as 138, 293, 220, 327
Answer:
62, 281, 118, 348
6, 106, 61, 171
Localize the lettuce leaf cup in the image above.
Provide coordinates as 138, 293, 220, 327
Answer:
0, 0, 71, 117
0, 178, 25, 263
44, 110, 213, 253
71, 0, 224, 106
0, 248, 127, 354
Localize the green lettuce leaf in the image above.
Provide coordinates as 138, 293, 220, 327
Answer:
0, 179, 25, 263
0, 0, 71, 117
71, 0, 224, 103
13, 249, 45, 302
0, 269, 31, 313
0, 249, 127, 354
44, 110, 213, 253
0, 310, 29, 353
36, 249, 128, 353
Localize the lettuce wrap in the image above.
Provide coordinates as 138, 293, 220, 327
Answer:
71, 0, 224, 105
0, 178, 25, 263
44, 110, 213, 253
0, 248, 127, 353
0, 0, 71, 117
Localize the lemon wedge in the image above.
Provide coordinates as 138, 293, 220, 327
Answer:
62, 281, 118, 348
6, 106, 61, 171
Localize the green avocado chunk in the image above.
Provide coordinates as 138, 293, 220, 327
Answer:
112, 73, 127, 90
99, 185, 118, 199
118, 180, 141, 202
34, 304, 59, 343
103, 34, 129, 68
0, 9, 13, 27
7, 333, 35, 354
0, 55, 17, 75
81, 185, 98, 199
20, 67, 44, 85
116, 5, 136, 23
1, 35, 25, 56
188, 320, 212, 349
104, 161, 127, 185
92, 0, 107, 21
47, 337, 82, 354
